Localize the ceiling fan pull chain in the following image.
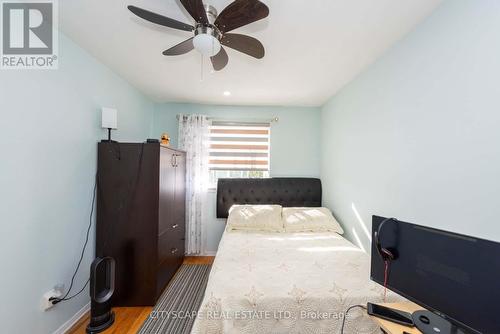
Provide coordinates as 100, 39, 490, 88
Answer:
210, 39, 215, 74
200, 53, 204, 82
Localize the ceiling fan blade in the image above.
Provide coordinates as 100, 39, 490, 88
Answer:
163, 37, 194, 56
180, 0, 209, 25
210, 47, 229, 71
214, 0, 269, 33
221, 33, 264, 59
128, 5, 194, 32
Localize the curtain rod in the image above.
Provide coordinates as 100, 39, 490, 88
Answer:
176, 114, 279, 123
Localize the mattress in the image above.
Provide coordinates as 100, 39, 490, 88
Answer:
191, 230, 404, 334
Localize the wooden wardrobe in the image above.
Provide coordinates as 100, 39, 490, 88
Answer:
96, 142, 186, 306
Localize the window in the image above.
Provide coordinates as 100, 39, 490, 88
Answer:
209, 121, 270, 186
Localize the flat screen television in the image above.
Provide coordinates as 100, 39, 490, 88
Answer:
371, 215, 500, 334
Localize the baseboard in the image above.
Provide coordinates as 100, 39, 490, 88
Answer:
53, 302, 90, 334
195, 251, 217, 257
200, 251, 217, 256
186, 251, 217, 256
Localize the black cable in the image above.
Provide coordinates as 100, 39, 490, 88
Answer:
50, 175, 97, 305
340, 304, 367, 334
55, 278, 90, 302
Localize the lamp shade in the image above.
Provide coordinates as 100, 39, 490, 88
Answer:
101, 108, 117, 129
193, 33, 221, 57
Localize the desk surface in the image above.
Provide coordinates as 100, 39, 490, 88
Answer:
369, 302, 424, 334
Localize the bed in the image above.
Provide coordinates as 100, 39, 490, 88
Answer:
191, 178, 403, 334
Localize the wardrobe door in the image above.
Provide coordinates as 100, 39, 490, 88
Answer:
158, 147, 177, 292
173, 153, 186, 260
158, 148, 175, 239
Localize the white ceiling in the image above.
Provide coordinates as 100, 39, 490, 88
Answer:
60, 0, 443, 106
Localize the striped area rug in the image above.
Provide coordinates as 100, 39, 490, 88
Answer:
138, 264, 212, 334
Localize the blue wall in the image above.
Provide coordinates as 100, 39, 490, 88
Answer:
152, 103, 321, 177
0, 34, 154, 334
152, 103, 321, 253
321, 0, 500, 251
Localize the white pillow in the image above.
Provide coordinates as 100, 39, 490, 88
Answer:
227, 205, 284, 232
282, 207, 344, 234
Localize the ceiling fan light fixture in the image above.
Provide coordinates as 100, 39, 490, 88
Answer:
193, 33, 221, 57
128, 0, 270, 71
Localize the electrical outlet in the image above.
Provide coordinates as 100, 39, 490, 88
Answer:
41, 284, 64, 311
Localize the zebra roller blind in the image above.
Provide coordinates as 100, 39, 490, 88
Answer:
209, 121, 270, 172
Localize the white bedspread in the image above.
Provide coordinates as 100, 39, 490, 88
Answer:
191, 230, 404, 334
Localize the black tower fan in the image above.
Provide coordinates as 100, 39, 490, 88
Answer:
86, 257, 115, 334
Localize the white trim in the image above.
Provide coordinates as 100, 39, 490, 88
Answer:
200, 251, 217, 256
53, 302, 90, 334
186, 251, 217, 256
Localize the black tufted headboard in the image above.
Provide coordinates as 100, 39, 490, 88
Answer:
216, 178, 322, 218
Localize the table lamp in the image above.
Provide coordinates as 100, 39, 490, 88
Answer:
101, 108, 117, 142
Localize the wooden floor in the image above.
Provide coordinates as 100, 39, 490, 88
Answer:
68, 256, 214, 334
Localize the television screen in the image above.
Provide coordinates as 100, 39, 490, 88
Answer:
371, 216, 500, 334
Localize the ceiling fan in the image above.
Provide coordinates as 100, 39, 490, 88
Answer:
127, 0, 269, 71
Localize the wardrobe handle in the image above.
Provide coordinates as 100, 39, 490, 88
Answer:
171, 248, 178, 254
174, 154, 178, 167
171, 154, 176, 167
172, 224, 178, 229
